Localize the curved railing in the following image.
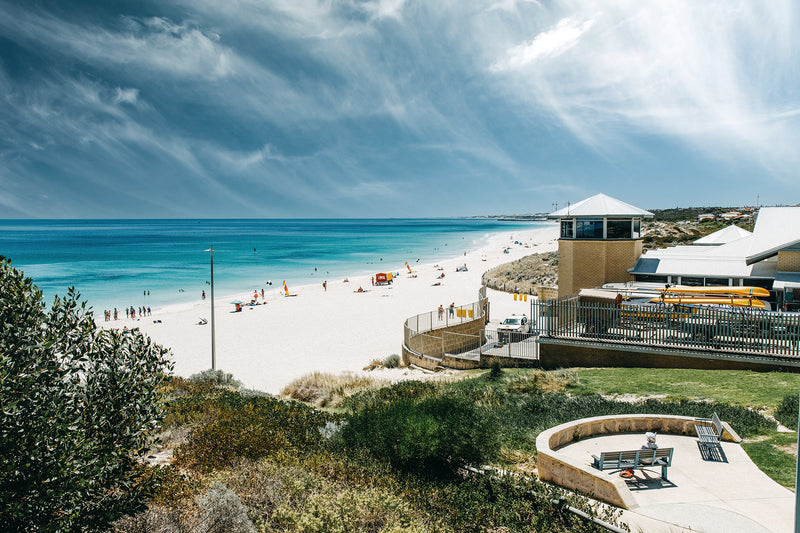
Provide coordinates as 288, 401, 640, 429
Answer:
403, 286, 488, 361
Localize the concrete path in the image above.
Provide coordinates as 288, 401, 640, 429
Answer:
557, 433, 795, 532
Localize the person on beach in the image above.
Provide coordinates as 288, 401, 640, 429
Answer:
323, 281, 327, 291
371, 276, 374, 286
147, 306, 151, 316
202, 290, 206, 300
449, 302, 455, 317
261, 289, 265, 300
438, 305, 444, 320
641, 432, 658, 450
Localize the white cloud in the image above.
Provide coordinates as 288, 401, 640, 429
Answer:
113, 87, 138, 105
484, 1, 800, 180
491, 17, 595, 71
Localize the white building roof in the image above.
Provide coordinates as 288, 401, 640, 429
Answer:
693, 225, 752, 246
630, 206, 800, 280
548, 193, 654, 219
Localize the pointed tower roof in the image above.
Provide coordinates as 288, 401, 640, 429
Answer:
693, 224, 752, 246
547, 193, 654, 219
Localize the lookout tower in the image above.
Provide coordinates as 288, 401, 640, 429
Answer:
548, 193, 654, 298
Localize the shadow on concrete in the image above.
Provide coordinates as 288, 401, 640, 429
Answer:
621, 471, 678, 491
697, 442, 728, 462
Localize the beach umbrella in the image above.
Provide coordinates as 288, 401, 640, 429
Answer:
230, 300, 243, 305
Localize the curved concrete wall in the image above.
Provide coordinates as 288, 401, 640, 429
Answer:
535, 414, 740, 509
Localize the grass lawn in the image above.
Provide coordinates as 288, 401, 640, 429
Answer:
741, 431, 798, 489
567, 368, 800, 413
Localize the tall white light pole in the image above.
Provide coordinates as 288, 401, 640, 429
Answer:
205, 246, 216, 370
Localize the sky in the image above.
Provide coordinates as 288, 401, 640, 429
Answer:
0, 0, 798, 218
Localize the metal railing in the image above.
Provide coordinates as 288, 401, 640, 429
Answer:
404, 287, 487, 342
532, 297, 800, 359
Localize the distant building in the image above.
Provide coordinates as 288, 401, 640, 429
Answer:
548, 194, 653, 298
697, 213, 715, 222
629, 207, 800, 309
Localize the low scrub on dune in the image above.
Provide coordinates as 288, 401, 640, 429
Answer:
281, 371, 389, 407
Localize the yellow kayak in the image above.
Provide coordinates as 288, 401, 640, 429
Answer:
649, 296, 766, 309
657, 285, 770, 298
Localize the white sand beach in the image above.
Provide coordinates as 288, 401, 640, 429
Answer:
105, 225, 559, 393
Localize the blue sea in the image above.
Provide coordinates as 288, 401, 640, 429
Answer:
0, 219, 550, 314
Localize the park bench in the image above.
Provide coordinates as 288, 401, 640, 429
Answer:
695, 412, 724, 452
591, 448, 674, 481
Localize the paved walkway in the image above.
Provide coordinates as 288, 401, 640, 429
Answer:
557, 433, 795, 532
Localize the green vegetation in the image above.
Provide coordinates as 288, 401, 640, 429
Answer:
118, 377, 620, 532
0, 260, 173, 532
741, 432, 797, 489
776, 393, 799, 430
189, 368, 242, 389
111, 366, 797, 530
340, 384, 499, 476
568, 368, 800, 413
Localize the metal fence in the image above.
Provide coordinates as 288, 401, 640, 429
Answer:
403, 285, 487, 341
532, 297, 800, 359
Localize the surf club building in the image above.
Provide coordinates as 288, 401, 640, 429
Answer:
547, 193, 800, 310
548, 194, 653, 298
628, 206, 800, 311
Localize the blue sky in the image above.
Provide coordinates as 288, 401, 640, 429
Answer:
0, 0, 798, 218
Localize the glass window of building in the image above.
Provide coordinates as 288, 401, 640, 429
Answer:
680, 276, 704, 286
575, 219, 604, 239
704, 277, 729, 286
607, 219, 633, 239
634, 274, 668, 283
633, 219, 641, 238
560, 219, 574, 238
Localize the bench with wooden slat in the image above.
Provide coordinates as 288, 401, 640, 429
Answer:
591, 447, 674, 481
694, 412, 724, 452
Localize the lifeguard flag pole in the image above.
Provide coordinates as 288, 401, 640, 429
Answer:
205, 246, 216, 370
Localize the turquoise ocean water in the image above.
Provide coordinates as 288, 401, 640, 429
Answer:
0, 219, 549, 314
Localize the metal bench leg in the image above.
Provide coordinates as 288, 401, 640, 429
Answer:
661, 464, 668, 481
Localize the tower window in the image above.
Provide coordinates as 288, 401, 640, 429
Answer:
560, 219, 574, 238
576, 219, 604, 239
607, 219, 633, 239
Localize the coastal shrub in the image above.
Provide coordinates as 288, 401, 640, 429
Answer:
384, 353, 401, 368
174, 393, 337, 472
0, 260, 173, 532
511, 393, 775, 440
405, 471, 617, 533
189, 368, 241, 389
488, 361, 503, 380
342, 380, 438, 411
341, 390, 499, 477
196, 482, 256, 533
776, 393, 799, 430
111, 505, 189, 533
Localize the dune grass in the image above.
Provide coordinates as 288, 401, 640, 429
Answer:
280, 371, 389, 408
